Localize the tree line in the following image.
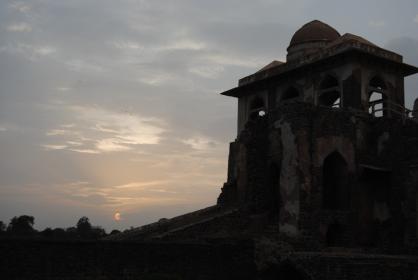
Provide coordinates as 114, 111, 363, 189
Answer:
0, 215, 122, 240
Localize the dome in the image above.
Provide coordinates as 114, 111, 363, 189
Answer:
288, 20, 340, 50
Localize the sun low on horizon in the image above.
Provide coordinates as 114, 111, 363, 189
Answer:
1, 0, 418, 232
114, 212, 121, 222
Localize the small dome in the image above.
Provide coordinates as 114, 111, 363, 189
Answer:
288, 20, 340, 50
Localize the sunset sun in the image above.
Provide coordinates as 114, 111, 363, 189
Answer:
113, 212, 121, 221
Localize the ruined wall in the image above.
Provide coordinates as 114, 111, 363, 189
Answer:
219, 100, 418, 251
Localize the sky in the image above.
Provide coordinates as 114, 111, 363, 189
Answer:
0, 0, 417, 231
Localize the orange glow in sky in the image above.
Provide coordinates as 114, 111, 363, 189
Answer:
114, 212, 121, 221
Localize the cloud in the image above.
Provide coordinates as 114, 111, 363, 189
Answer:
46, 128, 75, 136
368, 20, 385, 27
44, 105, 167, 154
0, 43, 56, 60
110, 40, 143, 50
42, 144, 68, 151
9, 2, 31, 13
159, 39, 207, 51
189, 65, 224, 79
75, 106, 166, 145
56, 87, 72, 92
65, 59, 106, 73
182, 136, 218, 151
6, 22, 32, 32
96, 138, 132, 152
68, 148, 100, 154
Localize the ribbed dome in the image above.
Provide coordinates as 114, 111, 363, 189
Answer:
288, 20, 340, 49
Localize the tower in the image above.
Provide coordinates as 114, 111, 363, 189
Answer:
218, 20, 418, 249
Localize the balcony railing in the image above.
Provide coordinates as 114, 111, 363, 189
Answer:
368, 99, 417, 122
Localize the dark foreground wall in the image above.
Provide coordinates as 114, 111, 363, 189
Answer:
2, 239, 418, 280
0, 239, 256, 280
261, 252, 418, 280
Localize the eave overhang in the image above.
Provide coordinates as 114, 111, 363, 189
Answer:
220, 46, 418, 98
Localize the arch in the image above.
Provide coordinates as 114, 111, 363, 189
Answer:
322, 151, 350, 210
318, 75, 341, 108
281, 87, 299, 102
368, 76, 387, 117
249, 97, 266, 120
369, 75, 387, 90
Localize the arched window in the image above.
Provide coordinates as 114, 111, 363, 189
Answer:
281, 87, 299, 102
322, 151, 350, 210
318, 75, 341, 108
368, 76, 387, 117
249, 97, 266, 120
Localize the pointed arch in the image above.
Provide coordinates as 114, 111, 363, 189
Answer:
318, 75, 341, 108
249, 96, 266, 120
322, 151, 350, 210
369, 75, 387, 90
368, 75, 387, 117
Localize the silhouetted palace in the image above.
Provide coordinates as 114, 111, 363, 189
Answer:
4, 20, 418, 280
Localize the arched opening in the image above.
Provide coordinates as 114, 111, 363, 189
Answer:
249, 97, 266, 120
281, 87, 299, 102
318, 75, 341, 108
326, 222, 344, 246
369, 76, 387, 89
322, 151, 350, 210
368, 76, 387, 117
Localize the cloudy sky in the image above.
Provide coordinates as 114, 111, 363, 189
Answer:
0, 0, 417, 231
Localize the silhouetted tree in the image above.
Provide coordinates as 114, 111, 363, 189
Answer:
52, 228, 67, 239
40, 227, 70, 240
0, 221, 5, 237
91, 226, 106, 239
110, 229, 121, 235
66, 226, 78, 239
74, 216, 106, 239
7, 215, 36, 237
41, 227, 53, 239
76, 216, 92, 239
